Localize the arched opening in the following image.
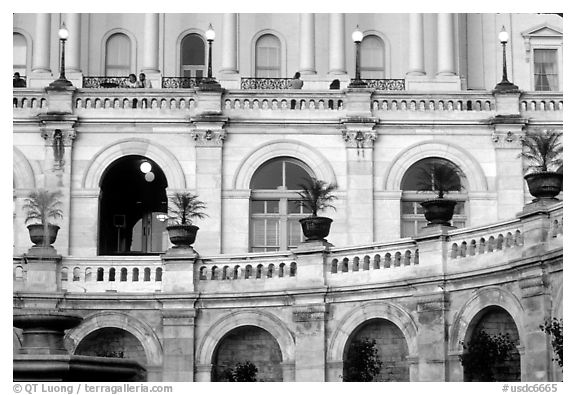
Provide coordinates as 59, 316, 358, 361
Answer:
98, 155, 168, 255
343, 318, 409, 382
360, 35, 385, 79
249, 157, 314, 252
180, 33, 205, 79
400, 157, 467, 237
75, 327, 147, 381
105, 33, 131, 76
211, 325, 283, 382
255, 34, 281, 78
462, 306, 521, 382
13, 33, 27, 77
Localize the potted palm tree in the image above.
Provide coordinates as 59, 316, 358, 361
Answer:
22, 189, 63, 249
297, 178, 338, 241
416, 161, 463, 226
519, 130, 563, 201
166, 192, 207, 248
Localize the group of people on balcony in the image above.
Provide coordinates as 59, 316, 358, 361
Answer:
125, 73, 152, 88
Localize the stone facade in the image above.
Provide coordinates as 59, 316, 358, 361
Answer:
13, 13, 562, 382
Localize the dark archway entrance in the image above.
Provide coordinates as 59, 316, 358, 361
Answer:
98, 155, 167, 255
75, 327, 147, 381
212, 325, 283, 382
463, 306, 521, 381
343, 318, 409, 382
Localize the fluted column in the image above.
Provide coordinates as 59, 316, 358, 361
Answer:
407, 13, 425, 76
220, 13, 238, 74
63, 13, 81, 73
328, 13, 346, 75
142, 13, 160, 73
32, 13, 51, 73
299, 13, 316, 75
437, 13, 455, 76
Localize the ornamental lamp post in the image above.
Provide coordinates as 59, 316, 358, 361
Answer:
349, 25, 367, 88
48, 22, 73, 89
199, 23, 221, 91
493, 26, 519, 92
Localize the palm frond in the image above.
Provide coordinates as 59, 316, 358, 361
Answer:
415, 162, 463, 199
297, 178, 338, 216
519, 131, 563, 172
167, 192, 208, 225
22, 189, 63, 225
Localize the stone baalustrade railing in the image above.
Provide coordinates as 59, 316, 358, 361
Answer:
223, 90, 345, 114
371, 91, 496, 113
13, 203, 562, 294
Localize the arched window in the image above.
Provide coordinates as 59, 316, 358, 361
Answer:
250, 157, 314, 252
13, 33, 27, 76
400, 157, 467, 237
360, 35, 385, 79
255, 34, 281, 78
180, 33, 205, 79
105, 33, 131, 76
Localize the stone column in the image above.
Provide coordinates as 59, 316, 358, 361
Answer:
293, 304, 328, 381
221, 13, 238, 74
162, 310, 197, 381
299, 13, 316, 75
341, 119, 377, 245
63, 13, 81, 73
39, 113, 78, 257
436, 13, 455, 76
191, 116, 228, 254
32, 14, 51, 74
328, 13, 346, 75
142, 13, 160, 74
407, 13, 426, 76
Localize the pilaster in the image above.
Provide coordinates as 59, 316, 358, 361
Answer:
517, 268, 553, 381
415, 291, 450, 381
39, 113, 78, 256
191, 116, 228, 254
20, 254, 63, 293
161, 309, 197, 381
490, 114, 527, 219
292, 303, 329, 381
341, 118, 377, 245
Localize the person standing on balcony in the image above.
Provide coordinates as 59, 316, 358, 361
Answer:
125, 73, 138, 88
13, 72, 26, 88
288, 72, 303, 89
137, 73, 152, 88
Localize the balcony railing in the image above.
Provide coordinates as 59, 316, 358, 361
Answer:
365, 79, 405, 90
162, 77, 202, 89
241, 78, 291, 90
83, 76, 132, 88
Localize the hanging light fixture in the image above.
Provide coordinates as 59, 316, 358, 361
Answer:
140, 161, 152, 174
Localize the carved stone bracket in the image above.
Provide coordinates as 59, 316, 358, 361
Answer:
39, 118, 78, 170
192, 129, 227, 146
340, 117, 378, 156
191, 117, 228, 146
491, 130, 520, 148
518, 271, 547, 299
292, 305, 329, 323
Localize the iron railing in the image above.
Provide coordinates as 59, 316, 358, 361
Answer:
162, 77, 202, 89
365, 79, 405, 90
240, 78, 291, 90
83, 76, 131, 88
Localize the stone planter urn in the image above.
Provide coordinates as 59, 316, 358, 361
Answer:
420, 199, 458, 226
27, 224, 60, 247
166, 224, 199, 247
299, 216, 333, 241
524, 171, 563, 200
